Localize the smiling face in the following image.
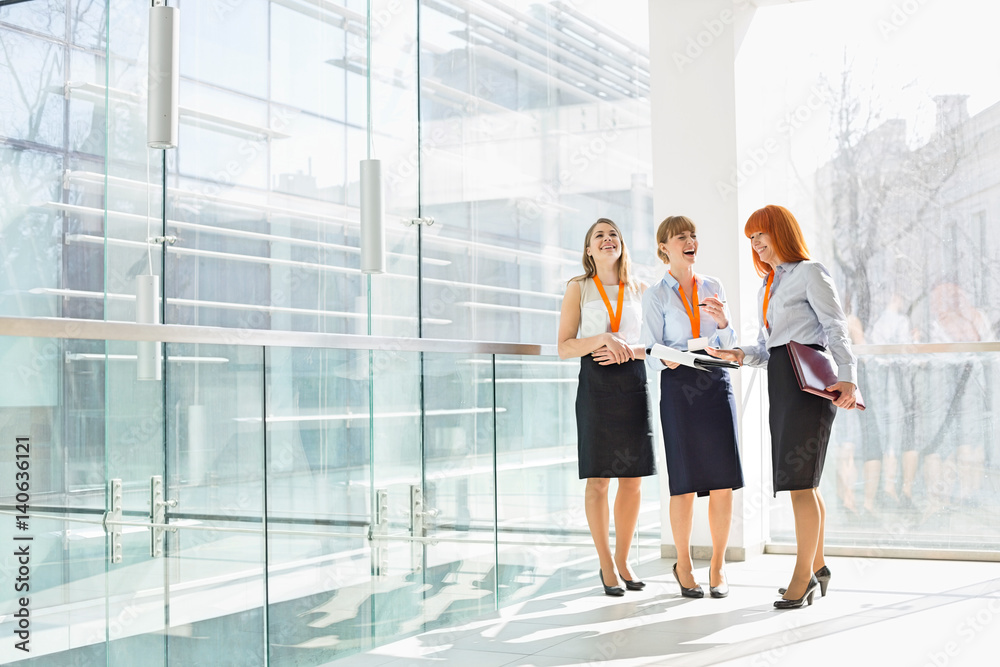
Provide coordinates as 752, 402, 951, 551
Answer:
586, 222, 622, 263
749, 231, 779, 268
661, 230, 698, 267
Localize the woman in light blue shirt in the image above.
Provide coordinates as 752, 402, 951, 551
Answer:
643, 216, 743, 599
708, 205, 859, 610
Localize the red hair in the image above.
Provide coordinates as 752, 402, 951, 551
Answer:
744, 205, 811, 277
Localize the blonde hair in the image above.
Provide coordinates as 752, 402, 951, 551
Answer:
655, 216, 696, 263
573, 218, 638, 292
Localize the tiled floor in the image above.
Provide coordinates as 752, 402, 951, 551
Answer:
329, 554, 1000, 666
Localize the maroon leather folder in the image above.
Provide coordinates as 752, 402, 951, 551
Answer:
786, 340, 866, 410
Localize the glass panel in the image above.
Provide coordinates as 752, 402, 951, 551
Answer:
0, 0, 66, 39
0, 337, 107, 665
264, 346, 376, 664
156, 0, 421, 336
179, 0, 268, 98
0, 148, 62, 320
366, 347, 423, 645
417, 0, 655, 343
737, 0, 1000, 550
105, 339, 165, 667
813, 351, 1000, 550
0, 27, 65, 146
367, 0, 420, 339
163, 343, 266, 665
421, 352, 496, 629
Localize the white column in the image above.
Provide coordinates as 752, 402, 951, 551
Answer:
649, 0, 765, 562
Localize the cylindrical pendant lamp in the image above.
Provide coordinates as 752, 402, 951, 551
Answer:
136, 275, 162, 381
360, 159, 385, 274
147, 4, 179, 149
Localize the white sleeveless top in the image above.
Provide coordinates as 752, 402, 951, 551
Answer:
577, 278, 643, 345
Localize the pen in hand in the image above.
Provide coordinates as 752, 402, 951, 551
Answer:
697, 301, 726, 306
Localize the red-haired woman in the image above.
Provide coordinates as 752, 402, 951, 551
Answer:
558, 218, 656, 597
708, 205, 859, 610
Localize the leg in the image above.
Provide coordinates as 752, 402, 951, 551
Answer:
837, 440, 858, 513
784, 488, 821, 600
707, 488, 733, 587
956, 445, 985, 502
862, 459, 881, 514
669, 493, 696, 587
882, 451, 899, 502
813, 489, 827, 573
613, 477, 642, 580
901, 450, 919, 504
922, 453, 944, 515
585, 478, 616, 586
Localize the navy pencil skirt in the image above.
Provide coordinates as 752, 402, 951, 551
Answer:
659, 362, 744, 497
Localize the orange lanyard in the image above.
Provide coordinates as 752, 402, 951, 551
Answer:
762, 271, 774, 330
593, 277, 624, 333
670, 272, 700, 338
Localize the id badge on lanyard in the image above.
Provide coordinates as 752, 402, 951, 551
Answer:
672, 272, 703, 351
762, 271, 774, 342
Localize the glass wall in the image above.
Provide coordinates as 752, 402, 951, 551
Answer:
0, 0, 656, 664
735, 0, 1000, 550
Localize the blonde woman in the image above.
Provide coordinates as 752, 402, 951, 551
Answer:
558, 218, 656, 596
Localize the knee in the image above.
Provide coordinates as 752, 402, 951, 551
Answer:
587, 479, 611, 496
618, 478, 642, 494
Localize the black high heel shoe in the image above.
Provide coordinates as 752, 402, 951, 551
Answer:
709, 571, 729, 598
778, 565, 831, 597
620, 576, 645, 591
599, 570, 625, 597
672, 563, 704, 598
814, 565, 832, 596
774, 576, 819, 610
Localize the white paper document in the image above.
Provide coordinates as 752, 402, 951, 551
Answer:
646, 344, 740, 371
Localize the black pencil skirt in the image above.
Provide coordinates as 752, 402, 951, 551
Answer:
576, 356, 656, 479
768, 344, 838, 494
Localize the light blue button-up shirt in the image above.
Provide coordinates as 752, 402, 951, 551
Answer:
740, 260, 857, 385
642, 273, 737, 374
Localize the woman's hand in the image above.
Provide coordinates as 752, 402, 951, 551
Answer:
592, 333, 635, 365
701, 293, 728, 328
827, 381, 857, 409
661, 359, 680, 370
705, 347, 744, 366
591, 346, 616, 365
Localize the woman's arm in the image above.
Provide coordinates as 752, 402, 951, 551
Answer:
738, 282, 770, 368
640, 283, 679, 370
558, 280, 633, 362
705, 280, 737, 349
805, 263, 857, 385
804, 264, 858, 409
632, 283, 649, 359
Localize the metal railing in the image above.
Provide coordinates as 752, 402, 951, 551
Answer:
0, 315, 559, 355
